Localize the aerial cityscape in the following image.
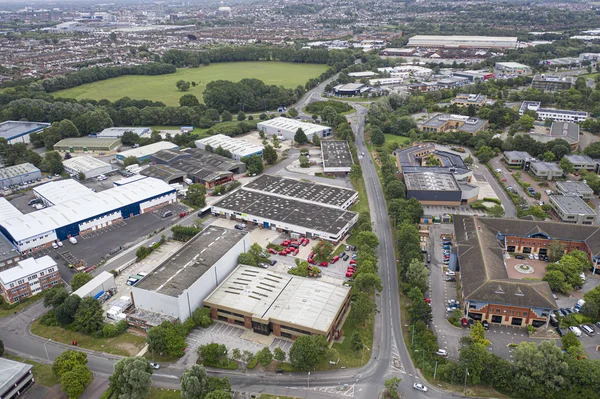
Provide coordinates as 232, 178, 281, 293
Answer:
1, 0, 600, 398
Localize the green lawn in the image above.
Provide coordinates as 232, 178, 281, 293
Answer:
384, 134, 411, 148
260, 395, 301, 399
53, 62, 328, 106
331, 314, 375, 368
147, 387, 181, 399
31, 320, 146, 356
4, 354, 59, 387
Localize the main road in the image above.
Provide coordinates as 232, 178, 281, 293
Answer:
0, 95, 462, 399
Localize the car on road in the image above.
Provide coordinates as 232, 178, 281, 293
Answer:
495, 168, 502, 173
501, 177, 507, 182
413, 383, 428, 392
435, 349, 449, 357
150, 362, 160, 370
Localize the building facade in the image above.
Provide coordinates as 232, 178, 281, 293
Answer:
0, 163, 41, 187
529, 161, 563, 180
195, 134, 263, 162
257, 117, 332, 142
549, 195, 596, 225
0, 256, 60, 303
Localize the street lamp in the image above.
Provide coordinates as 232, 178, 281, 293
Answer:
307, 371, 310, 389
44, 339, 51, 362
464, 367, 470, 392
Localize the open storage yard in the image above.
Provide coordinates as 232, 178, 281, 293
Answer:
52, 62, 328, 106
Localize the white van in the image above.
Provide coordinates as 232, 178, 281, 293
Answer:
69, 237, 78, 244
581, 324, 594, 336
569, 326, 582, 337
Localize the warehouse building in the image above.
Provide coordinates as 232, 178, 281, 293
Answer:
140, 164, 187, 185
516, 121, 580, 151
115, 141, 179, 164
195, 134, 263, 162
204, 265, 351, 340
454, 215, 557, 327
0, 256, 61, 303
212, 189, 358, 243
368, 77, 403, 86
531, 75, 573, 92
0, 177, 176, 253
405, 172, 479, 206
169, 159, 234, 188
529, 161, 563, 181
564, 154, 597, 172
518, 101, 588, 123
0, 121, 50, 145
333, 83, 369, 97
407, 35, 518, 49
96, 127, 151, 138
72, 271, 116, 299
494, 62, 532, 75
131, 226, 249, 323
0, 163, 41, 188
556, 180, 595, 200
33, 179, 94, 206
152, 148, 246, 174
63, 156, 113, 179
452, 70, 495, 82
54, 137, 121, 153
151, 148, 192, 165
0, 198, 22, 222
549, 195, 596, 224
0, 357, 34, 398
257, 117, 332, 142
0, 231, 21, 272
503, 151, 533, 167
321, 141, 353, 174
244, 174, 357, 210
348, 71, 378, 78
420, 114, 489, 134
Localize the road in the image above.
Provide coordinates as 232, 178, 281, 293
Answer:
295, 73, 339, 119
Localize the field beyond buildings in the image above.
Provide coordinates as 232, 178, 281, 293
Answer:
53, 61, 328, 106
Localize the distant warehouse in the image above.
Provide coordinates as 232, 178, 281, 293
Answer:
257, 117, 332, 142
54, 137, 121, 153
0, 121, 50, 145
321, 141, 354, 175
96, 127, 151, 139
63, 156, 113, 179
0, 163, 41, 187
195, 134, 263, 162
116, 141, 179, 164
407, 35, 518, 49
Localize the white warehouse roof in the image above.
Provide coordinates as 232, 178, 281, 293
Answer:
0, 198, 23, 222
0, 256, 56, 285
34, 179, 94, 205
73, 271, 115, 298
195, 134, 263, 158
257, 117, 330, 137
1, 177, 175, 242
117, 142, 178, 159
63, 156, 111, 174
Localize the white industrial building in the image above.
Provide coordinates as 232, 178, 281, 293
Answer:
131, 226, 249, 323
72, 271, 116, 299
321, 141, 354, 174
0, 121, 50, 145
96, 127, 151, 138
0, 163, 41, 188
494, 62, 532, 74
377, 65, 433, 77
348, 71, 378, 78
115, 142, 179, 164
519, 101, 588, 122
407, 35, 518, 49
63, 156, 113, 179
369, 77, 403, 86
0, 256, 60, 303
195, 134, 263, 162
257, 117, 332, 142
33, 179, 94, 206
0, 177, 176, 253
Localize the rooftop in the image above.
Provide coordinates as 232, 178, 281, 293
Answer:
54, 137, 121, 149
34, 179, 94, 205
565, 154, 596, 165
0, 163, 39, 181
140, 164, 187, 183
504, 151, 533, 160
73, 271, 114, 298
0, 121, 50, 140
135, 226, 247, 297
397, 145, 471, 176
0, 198, 22, 222
169, 158, 232, 182
195, 134, 263, 157
63, 156, 112, 173
334, 83, 367, 91
152, 149, 191, 164
0, 256, 56, 285
204, 265, 351, 335
244, 174, 357, 209
421, 114, 488, 133
531, 161, 563, 172
321, 140, 354, 169
0, 357, 33, 394
257, 117, 330, 136
495, 62, 531, 68
550, 195, 596, 215
118, 142, 179, 159
211, 189, 357, 237
97, 127, 150, 137
556, 180, 594, 196
183, 148, 245, 171
0, 231, 18, 262
405, 172, 460, 191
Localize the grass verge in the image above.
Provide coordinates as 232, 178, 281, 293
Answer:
31, 320, 146, 356
331, 314, 375, 368
148, 387, 181, 399
260, 395, 301, 399
0, 295, 43, 317
4, 354, 59, 387
202, 359, 239, 370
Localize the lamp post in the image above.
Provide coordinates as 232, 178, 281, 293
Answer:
411, 324, 415, 346
464, 367, 469, 393
44, 339, 51, 362
434, 360, 438, 380
307, 371, 310, 389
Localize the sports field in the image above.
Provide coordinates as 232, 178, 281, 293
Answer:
53, 62, 328, 106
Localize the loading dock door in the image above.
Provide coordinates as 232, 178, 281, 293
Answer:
264, 222, 269, 228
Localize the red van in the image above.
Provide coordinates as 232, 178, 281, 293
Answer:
331, 256, 340, 264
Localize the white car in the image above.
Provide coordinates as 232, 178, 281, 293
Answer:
435, 349, 449, 357
495, 168, 502, 173
533, 254, 539, 260
528, 254, 534, 260
150, 362, 160, 369
445, 270, 456, 276
57, 241, 63, 247
52, 242, 58, 249
69, 237, 78, 244
413, 383, 428, 392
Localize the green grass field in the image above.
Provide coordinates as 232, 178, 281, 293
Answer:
53, 62, 328, 106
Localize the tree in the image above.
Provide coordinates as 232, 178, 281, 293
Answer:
350, 330, 363, 351
311, 240, 334, 263
74, 297, 104, 334
58, 119, 80, 138
311, 133, 320, 146
547, 241, 565, 263
559, 158, 574, 175
294, 128, 308, 144
61, 365, 92, 399
584, 141, 600, 159
255, 347, 273, 367
176, 80, 190, 91
321, 106, 338, 126
44, 286, 69, 308
474, 146, 495, 163
55, 294, 81, 326
221, 110, 233, 122
77, 172, 86, 181
349, 164, 362, 182
408, 295, 432, 324
561, 331, 585, 358
512, 341, 568, 399
470, 322, 491, 347
180, 364, 209, 399
237, 252, 258, 266
70, 273, 93, 292
543, 270, 570, 293
464, 155, 474, 166
349, 292, 376, 326
385, 180, 406, 200
289, 335, 321, 370
186, 184, 207, 207
109, 357, 153, 399
52, 350, 88, 377
237, 111, 246, 121
406, 259, 428, 294
0, 340, 3, 357
384, 377, 402, 399
371, 127, 385, 145
180, 94, 200, 107
543, 151, 556, 162
40, 151, 64, 174
242, 155, 263, 175
205, 391, 232, 399
263, 144, 277, 165
353, 272, 383, 292
122, 156, 139, 167
288, 108, 299, 118
274, 347, 286, 363
198, 343, 228, 365
519, 114, 535, 130
487, 205, 505, 218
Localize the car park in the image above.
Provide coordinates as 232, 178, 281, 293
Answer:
413, 383, 428, 392
435, 349, 449, 357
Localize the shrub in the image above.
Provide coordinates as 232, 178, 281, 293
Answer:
482, 197, 502, 205
40, 310, 59, 326
102, 324, 118, 338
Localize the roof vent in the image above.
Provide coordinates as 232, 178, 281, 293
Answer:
495, 285, 505, 294
515, 287, 524, 296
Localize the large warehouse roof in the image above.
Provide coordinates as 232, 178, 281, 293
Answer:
63, 156, 112, 174
0, 163, 39, 181
211, 189, 357, 236
321, 141, 353, 170
407, 35, 517, 49
118, 142, 178, 159
54, 137, 121, 150
135, 226, 247, 297
405, 172, 460, 192
34, 179, 94, 205
195, 134, 263, 158
1, 177, 175, 242
0, 198, 22, 223
244, 174, 357, 209
97, 127, 150, 138
204, 266, 351, 335
257, 117, 330, 136
0, 121, 50, 140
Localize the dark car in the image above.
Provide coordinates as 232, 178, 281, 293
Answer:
515, 255, 525, 260
556, 327, 568, 337
445, 277, 456, 282
270, 259, 277, 266
482, 320, 489, 330
340, 252, 346, 259
559, 308, 568, 316
595, 321, 600, 330
275, 368, 283, 374
564, 308, 573, 314
343, 254, 350, 261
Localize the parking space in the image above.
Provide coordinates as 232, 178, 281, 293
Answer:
185, 322, 267, 360
79, 172, 121, 193
7, 190, 38, 214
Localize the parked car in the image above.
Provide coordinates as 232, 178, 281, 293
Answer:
268, 248, 277, 254
69, 237, 77, 244
343, 255, 350, 261
52, 242, 58, 249
161, 210, 173, 218
301, 238, 309, 246
533, 254, 539, 260
270, 260, 277, 266
320, 261, 328, 267
150, 362, 160, 370
282, 239, 291, 246
57, 241, 63, 247
445, 270, 456, 276
258, 263, 268, 269
435, 349, 449, 357
349, 259, 356, 265
556, 327, 568, 337
515, 255, 525, 260
331, 256, 340, 264
279, 250, 287, 256
581, 324, 595, 336
413, 383, 428, 392
445, 277, 456, 282
482, 320, 489, 330
569, 326, 582, 337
